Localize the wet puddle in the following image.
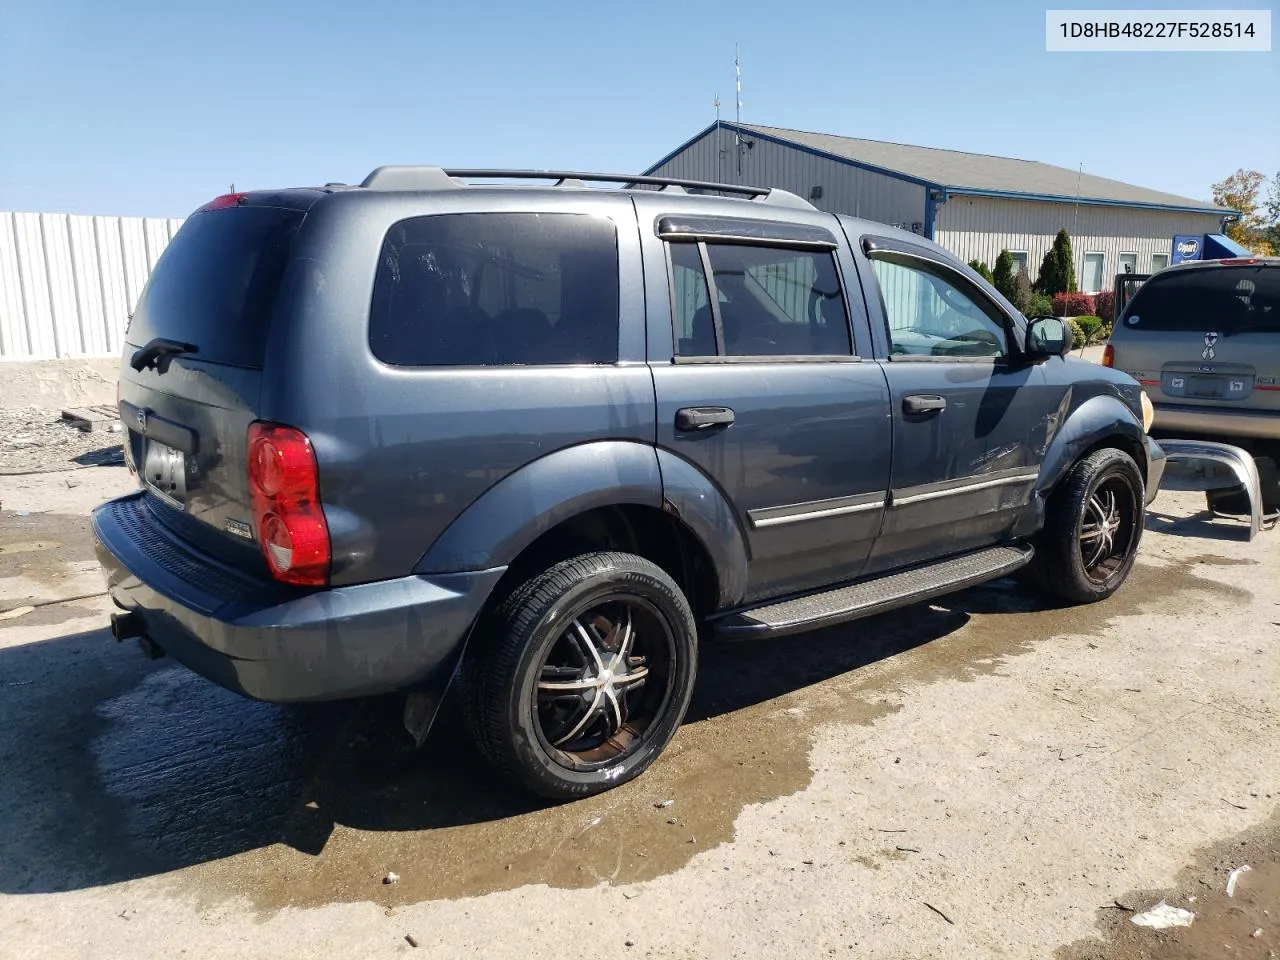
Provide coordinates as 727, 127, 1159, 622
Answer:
169, 558, 1244, 911
1057, 807, 1280, 959
0, 508, 1251, 913
0, 510, 103, 612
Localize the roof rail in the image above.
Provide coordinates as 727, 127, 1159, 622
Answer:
358, 166, 814, 209
360, 166, 463, 190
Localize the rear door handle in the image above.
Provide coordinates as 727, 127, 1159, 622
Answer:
675, 406, 736, 431
903, 394, 947, 415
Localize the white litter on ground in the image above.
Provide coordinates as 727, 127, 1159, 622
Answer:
1226, 864, 1252, 897
1129, 901, 1195, 929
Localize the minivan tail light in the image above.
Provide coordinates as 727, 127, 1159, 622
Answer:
247, 422, 329, 586
1102, 344, 1115, 367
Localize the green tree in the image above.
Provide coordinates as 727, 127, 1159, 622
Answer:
992, 250, 1017, 302
1036, 229, 1077, 295
968, 259, 994, 283
1013, 264, 1033, 314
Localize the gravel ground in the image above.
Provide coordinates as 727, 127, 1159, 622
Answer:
0, 406, 124, 476
0, 466, 1276, 959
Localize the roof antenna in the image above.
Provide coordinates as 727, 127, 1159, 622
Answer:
1073, 162, 1082, 236
714, 93, 722, 183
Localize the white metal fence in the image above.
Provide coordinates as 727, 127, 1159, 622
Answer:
0, 211, 184, 360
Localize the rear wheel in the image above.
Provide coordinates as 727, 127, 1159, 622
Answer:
460, 552, 697, 799
1025, 447, 1145, 603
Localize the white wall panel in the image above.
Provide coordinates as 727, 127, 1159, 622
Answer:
0, 211, 184, 359
934, 196, 1223, 292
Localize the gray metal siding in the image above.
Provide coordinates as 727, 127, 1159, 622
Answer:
0, 212, 184, 359
933, 196, 1223, 292
647, 128, 927, 232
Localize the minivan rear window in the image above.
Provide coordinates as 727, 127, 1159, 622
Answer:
127, 206, 302, 369
369, 213, 619, 366
1123, 266, 1279, 334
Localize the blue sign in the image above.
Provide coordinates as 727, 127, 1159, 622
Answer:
1171, 235, 1202, 263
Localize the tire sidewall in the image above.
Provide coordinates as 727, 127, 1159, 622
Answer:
505, 558, 697, 798
1060, 450, 1145, 600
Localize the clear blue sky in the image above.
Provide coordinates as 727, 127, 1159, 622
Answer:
1, 0, 1275, 217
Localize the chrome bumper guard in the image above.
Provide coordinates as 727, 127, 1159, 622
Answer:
1157, 439, 1268, 541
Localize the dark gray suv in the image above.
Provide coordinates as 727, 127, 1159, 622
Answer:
93, 167, 1165, 798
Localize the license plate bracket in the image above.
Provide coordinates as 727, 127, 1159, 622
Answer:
1185, 375, 1224, 399
141, 438, 188, 507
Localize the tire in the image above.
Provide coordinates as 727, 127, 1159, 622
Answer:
1025, 447, 1145, 604
459, 552, 697, 800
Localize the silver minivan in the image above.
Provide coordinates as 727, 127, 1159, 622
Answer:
1106, 258, 1280, 440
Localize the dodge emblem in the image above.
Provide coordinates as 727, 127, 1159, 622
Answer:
136, 408, 147, 431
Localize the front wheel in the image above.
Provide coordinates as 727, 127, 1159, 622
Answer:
460, 552, 697, 800
1025, 447, 1145, 604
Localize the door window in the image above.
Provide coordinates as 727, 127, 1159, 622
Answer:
870, 255, 1010, 359
667, 242, 851, 357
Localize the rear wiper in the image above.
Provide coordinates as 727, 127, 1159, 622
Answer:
130, 338, 198, 374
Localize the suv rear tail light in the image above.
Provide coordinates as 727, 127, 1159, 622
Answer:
1102, 344, 1115, 367
247, 422, 329, 586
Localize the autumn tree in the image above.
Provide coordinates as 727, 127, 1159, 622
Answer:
1013, 265, 1033, 313
1266, 170, 1280, 252
1211, 168, 1273, 254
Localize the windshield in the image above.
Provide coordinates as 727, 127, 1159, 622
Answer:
1121, 266, 1280, 334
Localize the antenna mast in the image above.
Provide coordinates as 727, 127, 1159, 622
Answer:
1073, 162, 1082, 247
735, 43, 743, 176
714, 93, 722, 182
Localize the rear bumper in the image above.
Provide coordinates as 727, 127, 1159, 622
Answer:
1143, 434, 1167, 505
1152, 403, 1280, 440
92, 493, 505, 702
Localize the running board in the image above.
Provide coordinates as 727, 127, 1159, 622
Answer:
713, 544, 1034, 640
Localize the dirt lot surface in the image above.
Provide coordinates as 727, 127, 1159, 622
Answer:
0, 465, 1276, 959
0, 406, 124, 477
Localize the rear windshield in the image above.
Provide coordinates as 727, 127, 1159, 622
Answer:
127, 206, 302, 368
1122, 266, 1280, 334
369, 213, 619, 366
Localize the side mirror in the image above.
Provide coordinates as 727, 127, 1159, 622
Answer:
1025, 315, 1073, 360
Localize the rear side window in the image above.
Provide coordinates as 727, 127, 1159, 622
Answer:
128, 206, 301, 368
370, 213, 619, 366
1123, 266, 1279, 334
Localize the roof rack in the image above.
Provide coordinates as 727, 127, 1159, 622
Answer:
358, 166, 814, 209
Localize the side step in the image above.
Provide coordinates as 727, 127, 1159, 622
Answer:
713, 544, 1034, 640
